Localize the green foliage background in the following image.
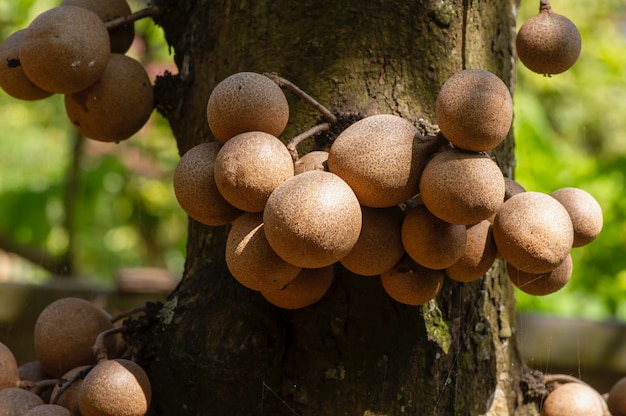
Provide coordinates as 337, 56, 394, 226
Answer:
0, 1, 625, 320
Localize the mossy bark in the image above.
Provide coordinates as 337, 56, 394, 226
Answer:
140, 1, 540, 414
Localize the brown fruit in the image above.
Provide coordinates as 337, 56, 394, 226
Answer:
20, 6, 110, 94
61, 0, 135, 53
0, 388, 44, 416
23, 405, 73, 416
173, 142, 242, 226
508, 253, 572, 296
550, 187, 603, 247
64, 53, 154, 143
381, 255, 444, 306
327, 114, 445, 207
0, 342, 19, 390
293, 151, 329, 175
0, 30, 53, 100
33, 297, 116, 378
541, 382, 604, 416
79, 358, 151, 416
504, 177, 526, 201
401, 203, 467, 270
18, 362, 50, 384
516, 5, 581, 75
263, 170, 362, 268
435, 69, 513, 152
51, 365, 91, 415
446, 220, 498, 283
608, 376, 626, 416
214, 131, 294, 212
207, 72, 289, 143
493, 192, 573, 274
340, 206, 405, 276
226, 212, 301, 291
419, 149, 505, 225
261, 266, 334, 309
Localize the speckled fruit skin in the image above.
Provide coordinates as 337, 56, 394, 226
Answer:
23, 404, 73, 416
226, 212, 301, 291
507, 253, 572, 296
0, 342, 19, 390
381, 255, 444, 306
65, 54, 154, 142
51, 365, 91, 416
294, 151, 329, 174
608, 376, 626, 416
61, 0, 135, 54
79, 358, 151, 416
340, 206, 405, 276
214, 131, 294, 212
446, 220, 498, 283
401, 203, 467, 270
261, 266, 334, 309
516, 8, 581, 75
20, 6, 110, 94
541, 382, 604, 416
263, 170, 362, 269
550, 187, 603, 248
207, 72, 289, 143
34, 297, 117, 378
493, 192, 573, 274
173, 142, 242, 226
0, 30, 53, 101
328, 114, 445, 208
0, 388, 44, 415
419, 149, 506, 225
435, 69, 513, 152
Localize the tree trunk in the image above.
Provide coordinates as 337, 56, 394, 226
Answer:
140, 0, 541, 414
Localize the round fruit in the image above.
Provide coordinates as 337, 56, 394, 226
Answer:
51, 365, 91, 415
541, 382, 604, 416
608, 376, 626, 416
419, 149, 505, 225
294, 151, 329, 175
504, 177, 526, 201
516, 3, 581, 75
173, 142, 242, 226
207, 72, 289, 143
263, 170, 362, 268
20, 6, 110, 94
64, 53, 154, 143
0, 342, 19, 390
550, 187, 603, 247
507, 253, 572, 296
327, 114, 444, 207
214, 131, 294, 212
340, 206, 405, 276
0, 387, 44, 416
493, 191, 573, 274
0, 30, 53, 100
381, 255, 444, 306
446, 220, 498, 283
61, 0, 135, 53
33, 297, 116, 378
261, 266, 334, 309
23, 405, 73, 416
226, 212, 301, 291
401, 203, 467, 270
435, 69, 513, 152
79, 358, 151, 416
18, 362, 49, 384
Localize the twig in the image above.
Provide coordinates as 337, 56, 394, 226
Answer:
50, 366, 93, 405
286, 123, 330, 162
110, 304, 149, 324
92, 326, 126, 362
19, 378, 64, 395
263, 73, 337, 124
104, 5, 162, 30
0, 232, 70, 275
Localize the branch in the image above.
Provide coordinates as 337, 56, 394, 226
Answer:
0, 233, 70, 275
286, 123, 330, 161
104, 5, 162, 30
263, 73, 337, 123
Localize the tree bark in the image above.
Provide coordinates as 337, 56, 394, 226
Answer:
139, 0, 541, 414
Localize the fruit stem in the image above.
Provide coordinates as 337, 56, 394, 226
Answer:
263, 72, 337, 124
539, 0, 551, 12
110, 304, 149, 324
287, 123, 331, 161
19, 378, 65, 395
92, 326, 126, 362
49, 366, 93, 405
104, 5, 162, 30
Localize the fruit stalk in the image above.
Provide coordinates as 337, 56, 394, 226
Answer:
286, 122, 331, 161
104, 5, 162, 30
539, 0, 551, 12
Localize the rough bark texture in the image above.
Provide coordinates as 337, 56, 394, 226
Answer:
138, 1, 541, 414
